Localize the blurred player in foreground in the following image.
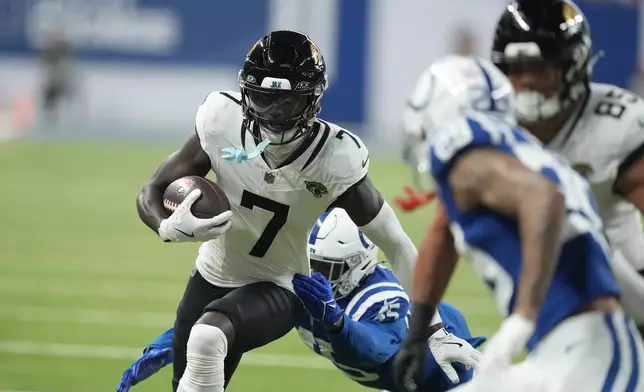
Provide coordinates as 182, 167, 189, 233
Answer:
392, 55, 644, 391
491, 0, 644, 329
398, 0, 644, 333
135, 30, 418, 392
117, 208, 485, 392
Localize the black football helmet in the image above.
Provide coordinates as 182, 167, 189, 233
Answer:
491, 0, 597, 123
239, 30, 328, 145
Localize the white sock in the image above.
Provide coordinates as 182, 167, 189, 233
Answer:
177, 324, 228, 392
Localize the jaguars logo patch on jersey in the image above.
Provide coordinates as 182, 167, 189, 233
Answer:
305, 181, 328, 198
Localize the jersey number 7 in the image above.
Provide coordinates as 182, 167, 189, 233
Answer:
240, 190, 290, 258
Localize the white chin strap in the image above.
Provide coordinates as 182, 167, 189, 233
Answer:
515, 91, 562, 124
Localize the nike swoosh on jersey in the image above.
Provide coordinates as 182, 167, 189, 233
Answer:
176, 229, 195, 238
362, 155, 369, 168
443, 342, 463, 348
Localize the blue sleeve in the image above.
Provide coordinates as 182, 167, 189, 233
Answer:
429, 116, 514, 183
328, 270, 411, 368
144, 327, 174, 353
327, 315, 408, 368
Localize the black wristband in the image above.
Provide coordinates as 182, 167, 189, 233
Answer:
426, 322, 445, 337
324, 314, 345, 333
407, 303, 437, 342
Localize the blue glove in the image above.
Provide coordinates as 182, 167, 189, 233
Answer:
117, 347, 173, 392
293, 272, 343, 326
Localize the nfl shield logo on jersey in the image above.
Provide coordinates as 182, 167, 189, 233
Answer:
305, 181, 328, 198
264, 172, 275, 184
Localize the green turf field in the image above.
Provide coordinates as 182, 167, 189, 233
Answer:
0, 140, 501, 392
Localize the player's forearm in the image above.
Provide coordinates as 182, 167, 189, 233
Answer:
359, 201, 418, 293
515, 188, 565, 321
145, 327, 175, 353
408, 205, 456, 340
135, 135, 212, 235
412, 203, 457, 307
136, 181, 168, 234
327, 317, 399, 368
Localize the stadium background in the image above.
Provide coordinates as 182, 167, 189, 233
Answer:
0, 1, 639, 391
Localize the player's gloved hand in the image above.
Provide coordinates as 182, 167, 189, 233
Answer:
292, 272, 343, 328
478, 314, 534, 375
393, 328, 429, 392
394, 185, 436, 212
428, 327, 482, 384
158, 189, 233, 243
117, 347, 173, 392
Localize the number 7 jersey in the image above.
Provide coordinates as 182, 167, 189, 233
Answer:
193, 91, 370, 290
429, 112, 621, 350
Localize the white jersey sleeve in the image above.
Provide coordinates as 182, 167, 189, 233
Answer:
194, 91, 241, 174
316, 124, 370, 200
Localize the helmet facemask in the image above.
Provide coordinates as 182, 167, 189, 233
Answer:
310, 251, 379, 298
240, 74, 325, 146
503, 50, 591, 125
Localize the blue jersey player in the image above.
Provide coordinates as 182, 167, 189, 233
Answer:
393, 55, 644, 392
117, 208, 485, 392
294, 207, 484, 392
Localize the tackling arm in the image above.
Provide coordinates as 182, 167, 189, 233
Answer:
450, 148, 565, 321
327, 316, 407, 369
332, 176, 418, 293
136, 131, 211, 234
407, 201, 459, 338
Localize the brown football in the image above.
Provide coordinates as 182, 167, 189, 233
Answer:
163, 176, 230, 219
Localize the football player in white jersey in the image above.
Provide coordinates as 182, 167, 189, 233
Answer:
490, 0, 644, 328
135, 30, 418, 392
393, 54, 644, 392
116, 208, 483, 392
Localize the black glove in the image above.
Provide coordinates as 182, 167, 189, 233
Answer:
392, 304, 440, 392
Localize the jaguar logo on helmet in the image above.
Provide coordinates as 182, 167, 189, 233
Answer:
305, 181, 328, 198
310, 43, 324, 66
562, 2, 581, 22
245, 75, 256, 84
562, 2, 584, 35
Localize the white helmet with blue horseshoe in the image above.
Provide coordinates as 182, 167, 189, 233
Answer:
402, 55, 516, 191
308, 208, 380, 298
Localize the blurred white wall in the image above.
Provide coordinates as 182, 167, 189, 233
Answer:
0, 0, 517, 145
367, 0, 510, 142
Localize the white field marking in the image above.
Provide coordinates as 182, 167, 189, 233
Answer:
0, 305, 172, 328
0, 276, 182, 300
0, 341, 335, 370
0, 390, 48, 392
0, 262, 186, 282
